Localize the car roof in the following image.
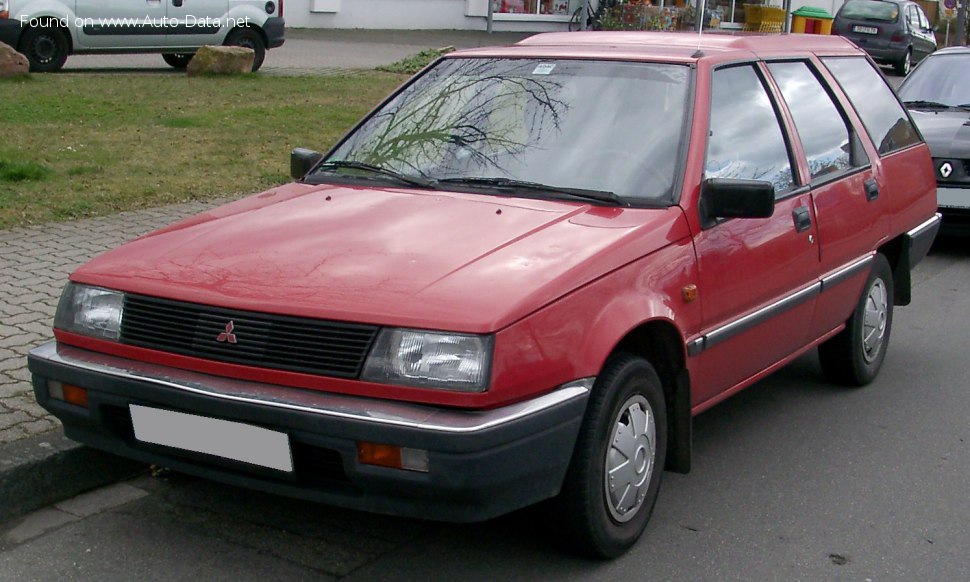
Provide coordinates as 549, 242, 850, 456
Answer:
452, 31, 864, 64
931, 46, 970, 56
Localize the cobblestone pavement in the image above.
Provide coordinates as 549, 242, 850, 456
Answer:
0, 201, 220, 444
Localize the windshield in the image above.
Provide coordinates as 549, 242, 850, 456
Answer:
320, 58, 691, 205
899, 55, 970, 108
839, 0, 899, 21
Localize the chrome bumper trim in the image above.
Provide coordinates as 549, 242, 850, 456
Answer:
29, 342, 592, 434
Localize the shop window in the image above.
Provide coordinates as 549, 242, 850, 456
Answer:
493, 0, 577, 16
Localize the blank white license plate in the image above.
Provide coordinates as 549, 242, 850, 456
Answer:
854, 25, 878, 34
129, 404, 293, 472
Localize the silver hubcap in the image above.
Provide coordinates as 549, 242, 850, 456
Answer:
604, 394, 656, 523
862, 278, 888, 363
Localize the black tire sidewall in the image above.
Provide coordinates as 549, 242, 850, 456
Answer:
847, 254, 894, 384
224, 28, 266, 72
559, 354, 668, 558
162, 53, 194, 69
20, 27, 68, 73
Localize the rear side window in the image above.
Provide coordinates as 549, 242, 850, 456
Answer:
768, 62, 858, 179
822, 57, 920, 155
705, 65, 795, 196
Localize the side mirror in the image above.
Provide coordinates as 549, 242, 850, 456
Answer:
291, 148, 323, 180
700, 178, 775, 226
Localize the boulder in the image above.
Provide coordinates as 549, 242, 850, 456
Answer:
0, 42, 29, 78
186, 45, 254, 77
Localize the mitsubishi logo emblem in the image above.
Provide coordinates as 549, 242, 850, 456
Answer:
216, 321, 237, 344
940, 162, 953, 179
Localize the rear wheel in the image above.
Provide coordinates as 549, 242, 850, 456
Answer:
162, 53, 194, 69
19, 27, 69, 72
894, 48, 912, 76
224, 27, 266, 72
553, 353, 667, 558
819, 253, 894, 386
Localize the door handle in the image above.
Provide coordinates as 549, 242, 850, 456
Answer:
792, 206, 812, 233
864, 178, 879, 202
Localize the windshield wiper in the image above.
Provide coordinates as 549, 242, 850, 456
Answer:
311, 160, 434, 189
904, 100, 952, 109
434, 177, 624, 206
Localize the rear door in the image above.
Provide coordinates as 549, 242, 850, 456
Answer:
74, 0, 167, 49
766, 59, 888, 340
690, 63, 821, 407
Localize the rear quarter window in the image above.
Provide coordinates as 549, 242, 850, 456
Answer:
822, 57, 921, 155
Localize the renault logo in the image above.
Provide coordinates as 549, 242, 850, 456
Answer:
940, 162, 953, 179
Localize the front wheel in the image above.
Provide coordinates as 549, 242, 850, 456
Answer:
19, 27, 69, 72
819, 253, 894, 386
224, 27, 266, 72
553, 353, 667, 558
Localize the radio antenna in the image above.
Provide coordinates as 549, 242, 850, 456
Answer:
694, 0, 707, 57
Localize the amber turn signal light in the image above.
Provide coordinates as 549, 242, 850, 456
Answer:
48, 381, 89, 408
357, 442, 429, 472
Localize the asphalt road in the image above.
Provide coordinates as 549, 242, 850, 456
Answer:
0, 234, 967, 581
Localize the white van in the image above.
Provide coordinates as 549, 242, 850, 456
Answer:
0, 0, 284, 72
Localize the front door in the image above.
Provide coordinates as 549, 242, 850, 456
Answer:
690, 64, 821, 408
165, 0, 227, 49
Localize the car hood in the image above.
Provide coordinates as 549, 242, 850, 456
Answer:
73, 183, 690, 333
909, 109, 970, 158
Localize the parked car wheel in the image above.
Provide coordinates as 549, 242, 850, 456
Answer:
553, 353, 667, 558
894, 48, 912, 76
224, 27, 266, 72
162, 53, 194, 69
19, 27, 69, 72
819, 254, 894, 386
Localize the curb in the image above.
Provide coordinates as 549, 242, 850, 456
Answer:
0, 429, 145, 523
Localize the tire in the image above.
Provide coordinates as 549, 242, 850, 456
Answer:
819, 254, 894, 386
553, 353, 667, 558
893, 48, 912, 76
162, 53, 194, 69
224, 27, 266, 72
19, 27, 69, 73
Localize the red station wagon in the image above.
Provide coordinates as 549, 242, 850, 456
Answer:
29, 32, 940, 558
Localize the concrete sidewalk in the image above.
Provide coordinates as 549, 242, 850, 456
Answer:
2, 28, 543, 523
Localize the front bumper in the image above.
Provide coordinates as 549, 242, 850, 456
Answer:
263, 17, 284, 48
28, 342, 590, 522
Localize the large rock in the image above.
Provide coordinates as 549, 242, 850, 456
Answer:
186, 45, 254, 77
0, 42, 29, 78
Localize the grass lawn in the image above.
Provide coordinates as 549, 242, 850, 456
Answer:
0, 72, 405, 230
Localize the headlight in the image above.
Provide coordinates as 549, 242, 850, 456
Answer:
361, 329, 492, 391
53, 283, 124, 341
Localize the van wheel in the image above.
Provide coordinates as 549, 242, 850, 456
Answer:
819, 254, 894, 386
162, 53, 194, 69
19, 27, 69, 72
553, 353, 667, 559
894, 48, 912, 76
224, 28, 266, 72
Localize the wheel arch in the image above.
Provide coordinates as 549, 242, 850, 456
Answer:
610, 319, 692, 474
16, 9, 75, 54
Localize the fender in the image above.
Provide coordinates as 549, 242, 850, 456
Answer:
8, 0, 77, 48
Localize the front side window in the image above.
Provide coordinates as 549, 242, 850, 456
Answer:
322, 58, 691, 204
705, 65, 795, 196
767, 61, 859, 179
823, 57, 921, 155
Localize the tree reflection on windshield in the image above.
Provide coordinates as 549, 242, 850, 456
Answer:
326, 58, 690, 204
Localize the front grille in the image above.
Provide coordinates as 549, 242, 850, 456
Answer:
935, 158, 970, 185
120, 294, 380, 378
